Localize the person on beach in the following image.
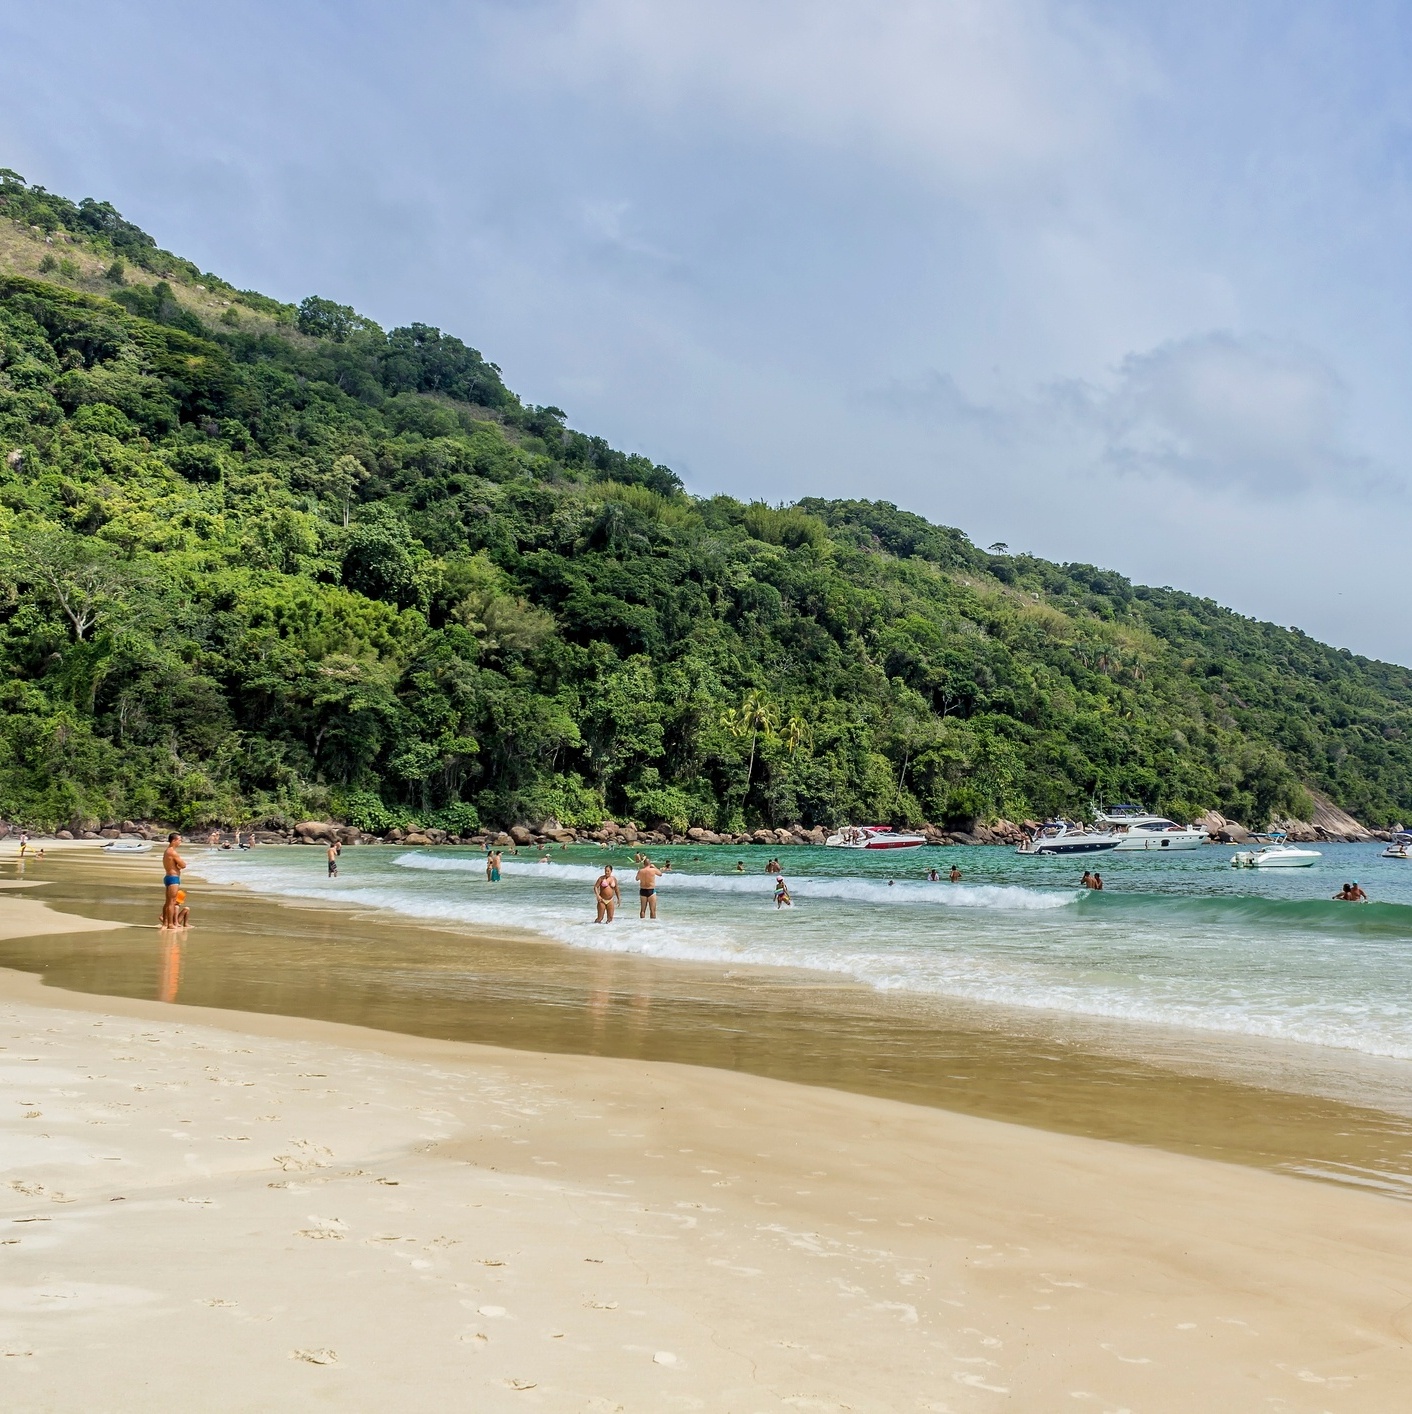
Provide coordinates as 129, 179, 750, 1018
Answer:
17, 832, 28, 859
160, 833, 186, 928
208, 830, 220, 847
327, 842, 340, 878
486, 849, 502, 883
594, 864, 621, 922
636, 859, 662, 919
774, 875, 792, 908
949, 864, 961, 883
173, 890, 191, 928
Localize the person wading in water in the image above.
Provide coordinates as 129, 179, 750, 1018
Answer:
636, 859, 662, 919
594, 864, 621, 922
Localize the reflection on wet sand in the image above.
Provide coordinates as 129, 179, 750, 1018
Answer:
7, 854, 1412, 1193
158, 929, 184, 1004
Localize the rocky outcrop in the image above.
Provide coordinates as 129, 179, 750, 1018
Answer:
1193, 810, 1249, 843
1305, 790, 1376, 842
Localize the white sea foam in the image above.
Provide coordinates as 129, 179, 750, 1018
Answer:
194, 846, 1412, 1064
394, 852, 1075, 911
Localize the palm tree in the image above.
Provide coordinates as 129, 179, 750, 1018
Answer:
783, 715, 813, 756
722, 691, 778, 791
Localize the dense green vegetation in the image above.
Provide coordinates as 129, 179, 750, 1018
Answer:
3, 178, 1412, 832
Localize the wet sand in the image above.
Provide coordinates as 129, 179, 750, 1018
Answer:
4, 877, 1412, 1409
6, 851, 1412, 1190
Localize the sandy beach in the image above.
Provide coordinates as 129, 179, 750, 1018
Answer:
0, 875, 1411, 1409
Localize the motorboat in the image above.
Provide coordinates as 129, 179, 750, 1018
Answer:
1231, 833, 1320, 868
100, 838, 151, 853
1383, 829, 1412, 859
825, 825, 927, 849
1015, 821, 1122, 856
1094, 804, 1205, 852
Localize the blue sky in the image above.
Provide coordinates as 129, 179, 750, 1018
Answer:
4, 1, 1412, 659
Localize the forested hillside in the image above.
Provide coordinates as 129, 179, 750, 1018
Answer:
3, 170, 1412, 834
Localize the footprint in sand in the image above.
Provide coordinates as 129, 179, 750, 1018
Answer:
297, 1217, 347, 1240
291, 1348, 338, 1365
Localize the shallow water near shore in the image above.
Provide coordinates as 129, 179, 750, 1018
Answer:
221, 837, 1412, 1059
6, 844, 1412, 1196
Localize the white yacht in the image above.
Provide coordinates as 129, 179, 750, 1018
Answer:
1231, 832, 1321, 868
825, 825, 927, 850
1095, 804, 1204, 852
1016, 821, 1122, 857
1383, 829, 1412, 860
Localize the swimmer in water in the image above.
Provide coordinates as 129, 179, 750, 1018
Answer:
949, 865, 961, 883
773, 875, 792, 909
734, 860, 745, 873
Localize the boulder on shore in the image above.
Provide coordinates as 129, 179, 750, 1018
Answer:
509, 824, 535, 846
294, 820, 338, 843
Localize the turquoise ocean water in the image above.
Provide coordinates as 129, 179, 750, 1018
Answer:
196, 839, 1412, 1065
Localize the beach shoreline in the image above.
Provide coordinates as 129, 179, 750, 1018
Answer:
5, 848, 1412, 1189
3, 885, 1412, 1408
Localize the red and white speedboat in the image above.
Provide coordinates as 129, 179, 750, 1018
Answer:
825, 825, 927, 850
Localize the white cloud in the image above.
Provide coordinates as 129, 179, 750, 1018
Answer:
876, 331, 1383, 499
501, 0, 1146, 187
1096, 333, 1376, 493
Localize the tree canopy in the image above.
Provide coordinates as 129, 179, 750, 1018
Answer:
3, 183, 1412, 834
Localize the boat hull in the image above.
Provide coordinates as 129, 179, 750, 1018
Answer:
1231, 851, 1320, 868
1110, 831, 1204, 852
1019, 840, 1121, 856
826, 837, 927, 849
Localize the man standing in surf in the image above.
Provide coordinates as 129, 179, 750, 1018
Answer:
636, 858, 662, 920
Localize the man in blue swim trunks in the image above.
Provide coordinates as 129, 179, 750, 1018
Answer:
161, 833, 187, 928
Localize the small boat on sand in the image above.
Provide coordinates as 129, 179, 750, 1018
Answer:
101, 839, 152, 853
825, 825, 927, 850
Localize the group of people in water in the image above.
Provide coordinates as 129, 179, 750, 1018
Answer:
590, 860, 664, 921
152, 831, 1383, 936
